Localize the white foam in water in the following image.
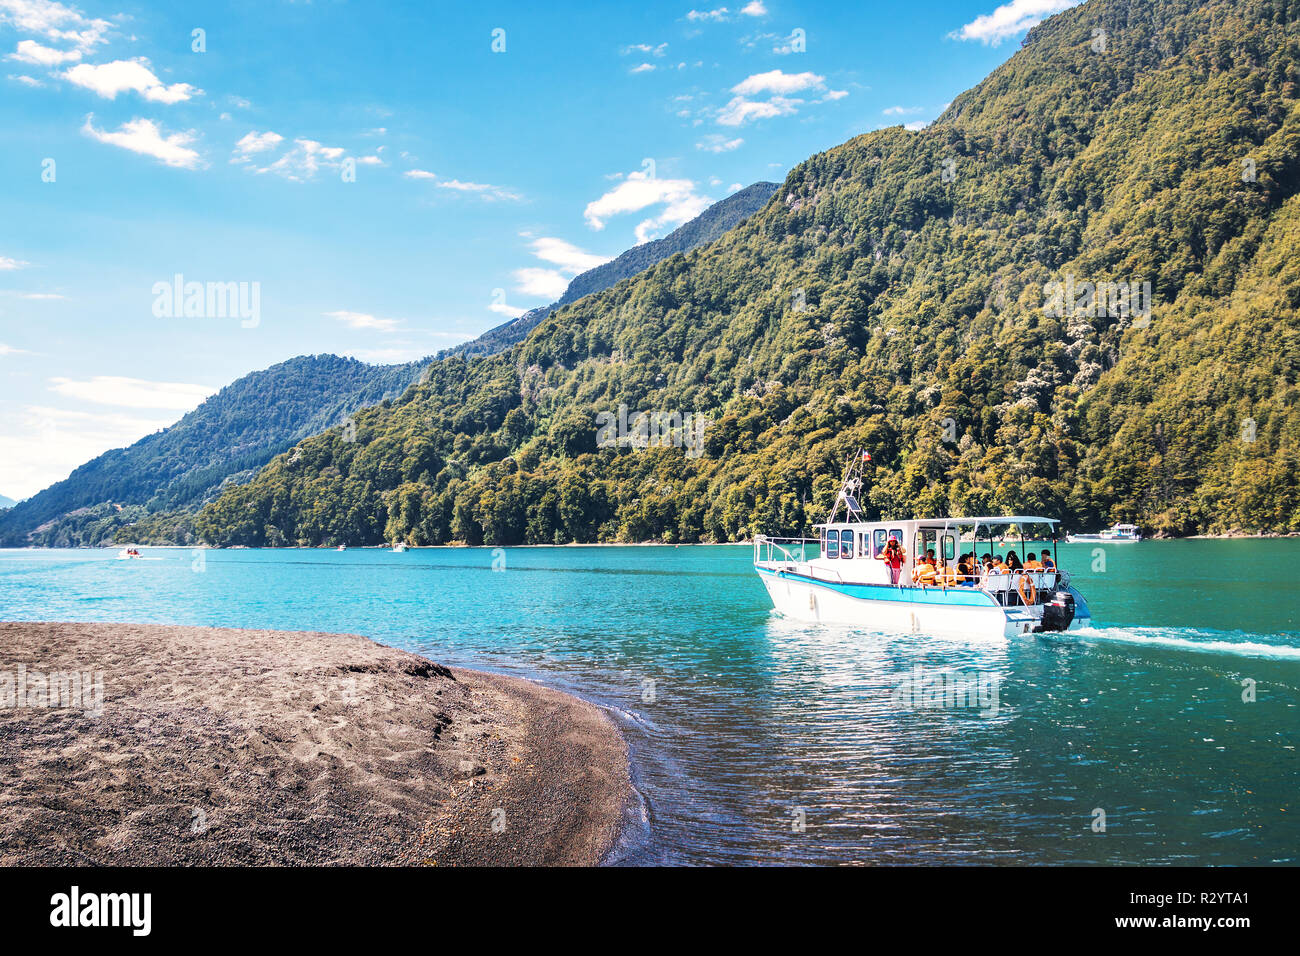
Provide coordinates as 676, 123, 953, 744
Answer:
1069, 625, 1300, 661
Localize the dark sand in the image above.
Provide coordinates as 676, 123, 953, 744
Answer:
0, 622, 630, 866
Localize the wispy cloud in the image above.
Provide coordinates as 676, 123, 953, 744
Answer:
0, 255, 30, 270
435, 179, 522, 201
63, 58, 200, 103
403, 168, 437, 180
0, 0, 111, 58
630, 62, 656, 74
622, 42, 667, 56
49, 375, 216, 410
951, 0, 1080, 45
585, 169, 711, 243
696, 134, 744, 153
508, 234, 611, 304
8, 38, 81, 65
718, 69, 845, 126
325, 310, 400, 333
230, 130, 283, 162
82, 115, 202, 169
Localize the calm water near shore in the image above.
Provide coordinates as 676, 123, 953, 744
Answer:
2, 539, 1297, 865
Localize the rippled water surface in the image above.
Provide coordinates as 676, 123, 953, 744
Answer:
2, 539, 1297, 864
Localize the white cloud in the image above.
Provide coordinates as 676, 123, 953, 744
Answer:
0, 343, 28, 355
230, 129, 283, 162
488, 301, 526, 319
0, 404, 180, 500
904, 120, 929, 131
728, 182, 743, 192
584, 169, 711, 239
1, 291, 62, 299
884, 105, 923, 116
325, 310, 400, 333
254, 138, 345, 181
951, 0, 1080, 45
48, 375, 216, 410
687, 7, 730, 22
512, 267, 570, 299
717, 94, 799, 126
356, 155, 383, 166
529, 236, 609, 273
630, 62, 655, 74
63, 58, 200, 103
404, 168, 437, 179
0, 255, 29, 270
82, 115, 202, 169
697, 134, 744, 153
8, 38, 80, 64
7, 72, 42, 85
436, 179, 521, 201
0, 0, 110, 55
622, 42, 667, 56
717, 69, 844, 127
740, 1, 767, 15
732, 69, 824, 96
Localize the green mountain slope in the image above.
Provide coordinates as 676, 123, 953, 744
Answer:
0, 355, 428, 546
450, 182, 778, 358
196, 0, 1300, 547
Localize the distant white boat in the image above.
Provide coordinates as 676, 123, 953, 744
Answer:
337, 544, 347, 552
1067, 523, 1142, 543
116, 547, 143, 560
392, 542, 408, 553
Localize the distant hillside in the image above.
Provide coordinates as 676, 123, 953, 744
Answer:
0, 355, 428, 546
0, 494, 15, 510
194, 0, 1300, 547
451, 182, 779, 358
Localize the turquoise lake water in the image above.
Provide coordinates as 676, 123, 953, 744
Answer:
1, 539, 1297, 865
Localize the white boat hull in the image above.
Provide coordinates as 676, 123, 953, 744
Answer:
756, 566, 1091, 640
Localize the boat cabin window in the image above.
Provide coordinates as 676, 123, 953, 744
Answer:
839, 530, 853, 559
942, 534, 956, 562
821, 529, 833, 559
859, 531, 870, 558
872, 529, 887, 557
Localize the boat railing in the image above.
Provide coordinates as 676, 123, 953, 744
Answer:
754, 535, 820, 566
975, 568, 1070, 605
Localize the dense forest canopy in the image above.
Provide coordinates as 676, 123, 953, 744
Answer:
191, 0, 1297, 546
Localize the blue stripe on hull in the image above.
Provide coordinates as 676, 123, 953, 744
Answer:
756, 566, 1001, 607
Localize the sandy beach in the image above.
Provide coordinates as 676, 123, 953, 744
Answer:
0, 621, 630, 866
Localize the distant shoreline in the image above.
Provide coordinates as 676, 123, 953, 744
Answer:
5, 532, 1298, 552
0, 622, 631, 866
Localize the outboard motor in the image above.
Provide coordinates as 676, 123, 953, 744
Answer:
1034, 589, 1076, 632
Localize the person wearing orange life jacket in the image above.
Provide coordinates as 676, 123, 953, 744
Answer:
912, 549, 938, 586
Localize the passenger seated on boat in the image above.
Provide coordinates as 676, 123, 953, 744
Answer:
1005, 552, 1022, 571
1024, 552, 1043, 570
1040, 548, 1055, 569
940, 560, 963, 587
912, 553, 938, 586
992, 554, 1008, 571
877, 536, 906, 585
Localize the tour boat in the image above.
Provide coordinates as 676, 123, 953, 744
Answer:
1066, 523, 1142, 543
337, 544, 347, 552
116, 547, 143, 560
392, 542, 408, 553
753, 451, 1092, 639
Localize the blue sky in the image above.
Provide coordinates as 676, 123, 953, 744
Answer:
0, 0, 1079, 499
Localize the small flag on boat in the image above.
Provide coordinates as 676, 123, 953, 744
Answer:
862, 451, 871, 462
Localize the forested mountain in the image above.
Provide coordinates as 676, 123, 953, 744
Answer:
191, 0, 1299, 547
0, 355, 428, 546
451, 182, 779, 358
0, 495, 15, 510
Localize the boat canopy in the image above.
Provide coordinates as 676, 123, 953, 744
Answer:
816, 515, 1058, 530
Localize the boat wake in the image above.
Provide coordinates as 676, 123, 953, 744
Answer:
1060, 625, 1300, 661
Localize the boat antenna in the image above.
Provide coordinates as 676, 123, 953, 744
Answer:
827, 448, 870, 523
